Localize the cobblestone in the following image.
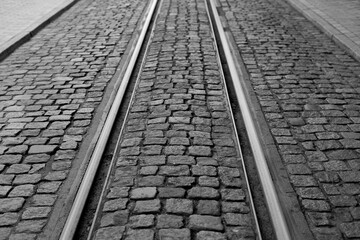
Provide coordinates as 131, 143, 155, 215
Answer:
0, 0, 148, 235
95, 226, 125, 240
92, 0, 257, 238
0, 198, 25, 213
125, 229, 154, 240
156, 214, 184, 229
21, 207, 51, 219
130, 187, 157, 200
223, 0, 360, 237
189, 215, 223, 231
129, 214, 154, 228
196, 231, 226, 240
165, 198, 193, 215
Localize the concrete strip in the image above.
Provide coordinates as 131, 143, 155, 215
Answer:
285, 0, 360, 62
0, 0, 78, 61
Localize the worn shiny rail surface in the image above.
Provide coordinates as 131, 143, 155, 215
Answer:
59, 0, 159, 239
60, 0, 291, 238
206, 0, 291, 239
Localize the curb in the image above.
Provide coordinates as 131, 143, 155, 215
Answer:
0, 0, 78, 62
285, 0, 360, 63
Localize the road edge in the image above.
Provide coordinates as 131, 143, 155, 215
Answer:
284, 0, 360, 63
0, 0, 78, 62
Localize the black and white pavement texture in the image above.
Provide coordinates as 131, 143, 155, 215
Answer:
0, 0, 360, 239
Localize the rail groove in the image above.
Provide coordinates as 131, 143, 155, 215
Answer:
207, 0, 291, 239
59, 0, 159, 238
59, 0, 291, 238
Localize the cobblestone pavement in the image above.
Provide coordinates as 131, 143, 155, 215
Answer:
0, 0, 147, 238
222, 0, 360, 238
0, 0, 71, 47
1, 0, 360, 239
92, 0, 258, 239
285, 0, 360, 61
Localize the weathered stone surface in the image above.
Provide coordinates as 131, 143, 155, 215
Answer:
6, 164, 31, 174
189, 215, 223, 231
15, 220, 47, 233
188, 187, 219, 199
107, 187, 130, 199
224, 213, 252, 226
140, 166, 158, 175
130, 187, 157, 199
23, 154, 50, 163
0, 0, 153, 237
198, 176, 219, 187
138, 176, 164, 187
189, 146, 211, 156
168, 156, 195, 165
0, 213, 19, 226
165, 198, 193, 214
8, 184, 35, 197
125, 229, 154, 240
100, 210, 129, 227
139, 156, 166, 166
13, 174, 41, 185
301, 200, 331, 212
191, 165, 217, 176
28, 145, 57, 154
158, 229, 191, 240
0, 155, 22, 164
158, 188, 186, 198
156, 215, 183, 228
0, 228, 11, 240
159, 165, 189, 176
129, 214, 154, 228
168, 177, 195, 187
31, 195, 57, 206
0, 175, 14, 185
95, 226, 125, 240
0, 198, 25, 213
220, 189, 245, 201
340, 222, 360, 238
222, 202, 250, 213
21, 207, 51, 219
0, 186, 12, 197
8, 233, 37, 240
133, 199, 161, 213
197, 200, 220, 215
103, 199, 128, 212
37, 182, 61, 193
196, 231, 226, 240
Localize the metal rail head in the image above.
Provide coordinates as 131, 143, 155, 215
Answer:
207, 0, 292, 239
59, 0, 158, 239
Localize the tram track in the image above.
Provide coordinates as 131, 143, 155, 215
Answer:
59, 0, 292, 239
59, 0, 159, 238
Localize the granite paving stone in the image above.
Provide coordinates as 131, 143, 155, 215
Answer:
165, 198, 193, 215
0, 0, 147, 236
158, 229, 191, 240
223, 0, 360, 237
156, 214, 184, 229
189, 215, 224, 231
196, 231, 226, 240
124, 229, 154, 240
94, 226, 125, 240
92, 0, 258, 238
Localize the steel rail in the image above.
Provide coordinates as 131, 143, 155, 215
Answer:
207, 0, 292, 239
59, 0, 158, 238
204, 1, 263, 239
85, 0, 163, 238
